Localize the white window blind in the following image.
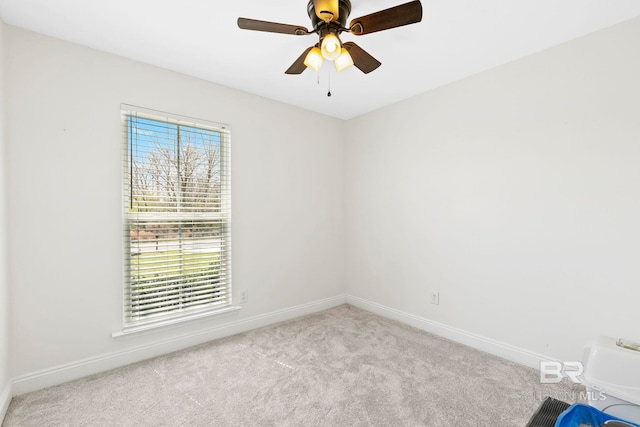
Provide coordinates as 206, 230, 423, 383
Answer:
121, 105, 231, 329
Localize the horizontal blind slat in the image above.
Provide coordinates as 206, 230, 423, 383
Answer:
128, 289, 229, 310
126, 298, 229, 317
129, 280, 229, 295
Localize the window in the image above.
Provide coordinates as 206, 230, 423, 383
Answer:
121, 105, 232, 331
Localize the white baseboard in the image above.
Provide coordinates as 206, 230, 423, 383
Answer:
12, 294, 347, 396
0, 381, 11, 424
346, 295, 556, 370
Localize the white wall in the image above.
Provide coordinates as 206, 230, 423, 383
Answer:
4, 25, 345, 384
345, 17, 640, 363
0, 16, 12, 419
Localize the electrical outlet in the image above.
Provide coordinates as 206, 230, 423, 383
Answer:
240, 291, 248, 304
430, 291, 439, 305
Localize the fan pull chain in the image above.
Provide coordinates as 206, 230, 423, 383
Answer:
327, 68, 332, 97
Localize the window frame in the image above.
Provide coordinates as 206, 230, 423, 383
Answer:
117, 104, 235, 335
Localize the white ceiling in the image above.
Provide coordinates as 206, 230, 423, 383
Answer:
1, 0, 640, 120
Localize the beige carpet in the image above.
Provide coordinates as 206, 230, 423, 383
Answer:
2, 305, 583, 426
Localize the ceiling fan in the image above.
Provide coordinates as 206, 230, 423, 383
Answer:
237, 0, 423, 75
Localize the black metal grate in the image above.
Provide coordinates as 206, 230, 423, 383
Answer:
526, 397, 571, 427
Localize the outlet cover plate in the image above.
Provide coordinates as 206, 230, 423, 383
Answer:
431, 291, 439, 305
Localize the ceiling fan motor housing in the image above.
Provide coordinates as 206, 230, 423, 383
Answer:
307, 0, 351, 29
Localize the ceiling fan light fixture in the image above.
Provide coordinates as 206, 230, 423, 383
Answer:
334, 48, 353, 72
238, 0, 424, 76
304, 46, 324, 71
321, 33, 341, 61
314, 0, 339, 22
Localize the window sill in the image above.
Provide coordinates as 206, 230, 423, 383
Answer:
112, 305, 242, 338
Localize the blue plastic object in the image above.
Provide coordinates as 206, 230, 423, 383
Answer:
555, 403, 640, 427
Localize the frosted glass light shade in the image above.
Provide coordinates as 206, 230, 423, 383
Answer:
334, 48, 353, 72
321, 33, 341, 61
314, 0, 339, 22
304, 47, 324, 71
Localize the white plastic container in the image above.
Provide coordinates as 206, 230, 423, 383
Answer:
581, 336, 640, 424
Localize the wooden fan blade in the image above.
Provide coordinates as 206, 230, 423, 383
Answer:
343, 42, 381, 74
285, 47, 314, 74
237, 18, 310, 35
348, 0, 423, 36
